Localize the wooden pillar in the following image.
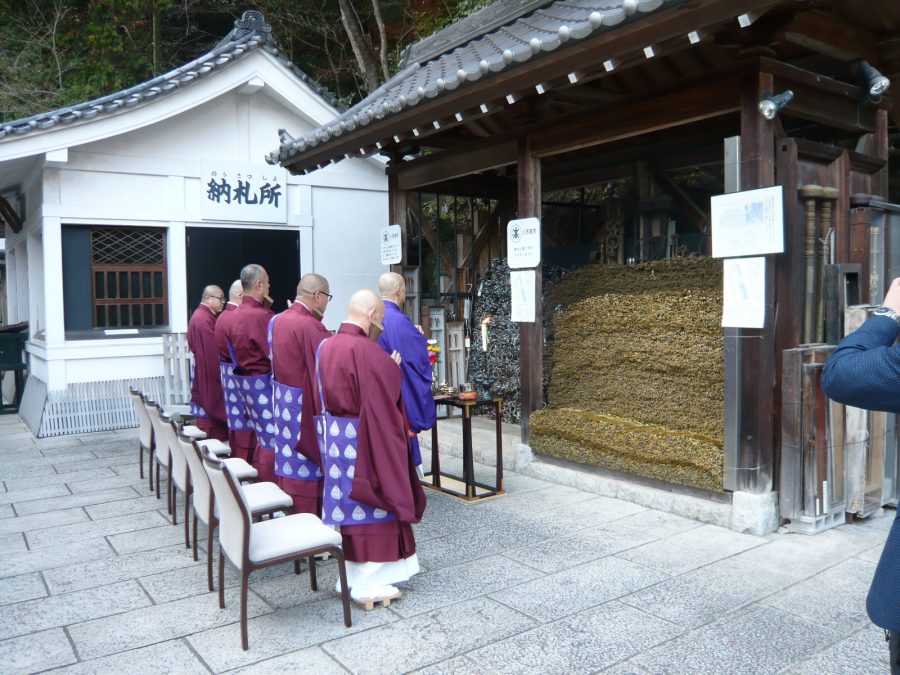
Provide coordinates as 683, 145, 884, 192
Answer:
388, 168, 407, 272
727, 73, 776, 494
517, 138, 542, 443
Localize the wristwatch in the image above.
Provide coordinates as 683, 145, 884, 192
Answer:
873, 305, 900, 326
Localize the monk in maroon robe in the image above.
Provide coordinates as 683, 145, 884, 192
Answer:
270, 273, 333, 514
187, 285, 228, 441
316, 289, 426, 602
215, 279, 252, 461
218, 265, 275, 480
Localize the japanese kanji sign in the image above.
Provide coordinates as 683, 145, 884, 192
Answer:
201, 162, 287, 223
506, 217, 541, 269
380, 224, 402, 265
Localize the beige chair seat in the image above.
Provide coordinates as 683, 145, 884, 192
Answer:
163, 404, 191, 417
249, 514, 341, 564
242, 482, 293, 514
197, 438, 231, 457
181, 425, 207, 440
222, 457, 258, 481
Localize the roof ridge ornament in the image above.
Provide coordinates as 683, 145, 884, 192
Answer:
229, 10, 273, 43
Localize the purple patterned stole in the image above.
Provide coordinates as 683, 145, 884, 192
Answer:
314, 340, 397, 526
226, 342, 277, 450
267, 315, 321, 481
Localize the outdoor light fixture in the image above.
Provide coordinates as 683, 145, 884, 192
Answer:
758, 90, 794, 119
856, 60, 890, 98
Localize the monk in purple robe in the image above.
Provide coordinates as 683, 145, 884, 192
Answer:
316, 289, 426, 603
187, 284, 228, 441
270, 273, 332, 515
215, 279, 251, 460
218, 264, 275, 480
377, 272, 436, 468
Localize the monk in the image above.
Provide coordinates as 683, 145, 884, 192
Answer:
215, 278, 253, 461
187, 284, 228, 441
269, 273, 332, 515
377, 272, 436, 469
217, 264, 275, 480
315, 289, 426, 604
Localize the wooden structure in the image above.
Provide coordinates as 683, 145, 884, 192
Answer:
271, 0, 898, 504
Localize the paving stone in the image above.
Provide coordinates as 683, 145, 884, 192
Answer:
0, 504, 13, 519
734, 526, 882, 580
501, 472, 554, 494
0, 531, 26, 554
0, 537, 116, 579
489, 556, 669, 623
417, 522, 549, 571
52, 454, 133, 474
248, 563, 340, 611
68, 585, 270, 660
0, 628, 77, 672
88, 443, 135, 459
760, 557, 877, 630
26, 510, 169, 550
13, 487, 140, 516
66, 473, 149, 494
632, 605, 842, 674
0, 463, 58, 480
503, 521, 659, 573
41, 639, 210, 675
325, 596, 536, 673
44, 544, 199, 594
0, 483, 71, 506
601, 662, 657, 674
858, 543, 884, 564
475, 485, 600, 518
34, 436, 88, 451
1, 467, 114, 491
621, 556, 796, 628
187, 596, 392, 672
616, 524, 767, 576
0, 580, 150, 641
0, 437, 38, 453
389, 554, 543, 618
107, 523, 188, 555
470, 601, 682, 674
410, 655, 493, 675
787, 624, 888, 675
41, 450, 98, 464
84, 494, 169, 520
223, 645, 349, 674
611, 508, 705, 538
0, 572, 47, 606
502, 495, 648, 538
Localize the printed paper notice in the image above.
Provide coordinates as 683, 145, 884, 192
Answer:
710, 185, 784, 258
510, 270, 536, 323
507, 218, 541, 269
380, 224, 402, 265
722, 257, 766, 328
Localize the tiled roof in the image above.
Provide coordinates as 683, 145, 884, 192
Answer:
0, 11, 342, 142
268, 0, 673, 167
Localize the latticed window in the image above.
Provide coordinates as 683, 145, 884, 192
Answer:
91, 228, 167, 328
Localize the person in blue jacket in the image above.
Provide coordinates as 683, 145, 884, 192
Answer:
823, 276, 900, 674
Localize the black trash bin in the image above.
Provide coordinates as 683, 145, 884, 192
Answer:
0, 322, 28, 413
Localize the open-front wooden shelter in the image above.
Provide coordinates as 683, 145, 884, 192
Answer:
269, 0, 899, 531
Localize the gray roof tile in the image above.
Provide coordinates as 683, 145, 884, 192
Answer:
0, 10, 341, 142
269, 0, 672, 168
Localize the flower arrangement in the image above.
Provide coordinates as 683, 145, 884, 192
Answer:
427, 340, 441, 365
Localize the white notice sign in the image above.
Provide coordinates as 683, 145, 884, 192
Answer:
380, 224, 402, 265
722, 257, 766, 328
710, 185, 784, 258
507, 218, 541, 269
510, 270, 536, 322
201, 161, 286, 223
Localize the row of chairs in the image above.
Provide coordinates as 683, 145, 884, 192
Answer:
128, 388, 351, 650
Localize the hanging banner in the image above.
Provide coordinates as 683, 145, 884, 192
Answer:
710, 185, 784, 258
507, 217, 541, 269
201, 161, 286, 223
380, 224, 402, 265
510, 270, 536, 322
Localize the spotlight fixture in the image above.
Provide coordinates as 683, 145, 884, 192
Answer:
856, 60, 890, 98
758, 90, 794, 120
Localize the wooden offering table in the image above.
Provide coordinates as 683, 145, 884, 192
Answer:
424, 395, 505, 501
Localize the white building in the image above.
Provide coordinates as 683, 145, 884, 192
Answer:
0, 11, 388, 436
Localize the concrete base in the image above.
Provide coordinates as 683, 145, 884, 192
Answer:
730, 490, 780, 535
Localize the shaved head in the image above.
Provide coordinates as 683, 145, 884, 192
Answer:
378, 272, 403, 297
297, 273, 329, 298
228, 279, 243, 303
347, 289, 383, 325
240, 264, 266, 291
201, 285, 223, 302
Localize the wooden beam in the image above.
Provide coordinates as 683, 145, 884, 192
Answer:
779, 10, 878, 63
517, 137, 542, 444
393, 137, 518, 191
388, 172, 407, 271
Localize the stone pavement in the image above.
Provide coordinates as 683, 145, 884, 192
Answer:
0, 412, 893, 674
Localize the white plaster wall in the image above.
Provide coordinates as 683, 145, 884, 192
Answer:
311, 185, 389, 332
